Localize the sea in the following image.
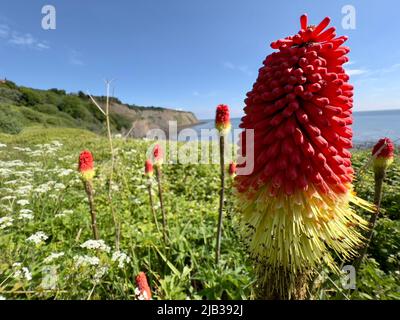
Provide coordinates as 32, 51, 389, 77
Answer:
185, 109, 400, 146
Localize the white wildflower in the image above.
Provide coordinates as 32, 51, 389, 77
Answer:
26, 231, 48, 245
43, 252, 65, 264
0, 216, 13, 229
20, 209, 33, 214
18, 213, 34, 220
16, 199, 30, 206
94, 266, 109, 282
58, 169, 74, 177
54, 183, 66, 190
13, 263, 32, 281
0, 295, 5, 300
0, 143, 6, 148
111, 251, 131, 268
135, 287, 149, 300
73, 255, 100, 267
80, 240, 111, 253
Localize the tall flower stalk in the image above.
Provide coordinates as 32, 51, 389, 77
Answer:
153, 144, 168, 243
355, 138, 395, 269
145, 159, 160, 233
78, 150, 99, 240
235, 14, 373, 299
215, 104, 231, 264
88, 80, 120, 250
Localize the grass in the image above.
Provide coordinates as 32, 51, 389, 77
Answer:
0, 127, 399, 300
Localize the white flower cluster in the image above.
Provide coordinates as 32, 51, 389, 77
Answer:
43, 252, 65, 264
16, 199, 30, 206
73, 255, 100, 267
0, 143, 7, 148
111, 251, 131, 268
26, 231, 48, 245
13, 263, 32, 281
135, 287, 149, 300
0, 216, 14, 229
80, 239, 111, 252
58, 169, 74, 177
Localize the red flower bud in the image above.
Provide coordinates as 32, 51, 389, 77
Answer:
78, 150, 94, 181
145, 159, 154, 176
372, 137, 395, 170
153, 144, 163, 166
135, 272, 152, 300
215, 104, 231, 134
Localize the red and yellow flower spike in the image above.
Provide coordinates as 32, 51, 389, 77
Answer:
135, 272, 152, 300
215, 104, 231, 135
235, 14, 372, 299
145, 159, 154, 177
372, 137, 394, 172
78, 150, 95, 181
153, 144, 163, 166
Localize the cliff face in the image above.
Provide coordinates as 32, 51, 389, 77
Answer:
106, 102, 199, 138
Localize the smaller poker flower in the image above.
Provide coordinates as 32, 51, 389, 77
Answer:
228, 161, 237, 178
135, 272, 152, 300
78, 150, 99, 240
78, 150, 95, 181
372, 137, 395, 172
145, 159, 154, 177
215, 104, 231, 135
356, 138, 395, 269
153, 144, 163, 166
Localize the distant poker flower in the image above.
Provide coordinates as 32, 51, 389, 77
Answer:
229, 161, 237, 178
153, 144, 163, 166
145, 159, 154, 177
356, 138, 396, 269
372, 137, 394, 171
78, 150, 99, 240
235, 14, 372, 299
215, 104, 231, 264
135, 272, 152, 300
215, 104, 231, 135
78, 150, 95, 181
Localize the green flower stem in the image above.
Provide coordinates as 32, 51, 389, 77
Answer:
215, 134, 225, 264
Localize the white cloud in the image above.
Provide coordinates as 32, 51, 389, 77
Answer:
0, 24, 9, 38
222, 61, 252, 76
0, 23, 49, 50
346, 69, 368, 76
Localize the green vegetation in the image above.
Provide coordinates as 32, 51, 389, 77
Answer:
0, 128, 399, 299
0, 80, 175, 135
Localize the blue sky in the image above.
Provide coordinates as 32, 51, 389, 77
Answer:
1, 0, 400, 119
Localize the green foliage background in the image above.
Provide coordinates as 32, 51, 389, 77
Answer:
0, 128, 399, 300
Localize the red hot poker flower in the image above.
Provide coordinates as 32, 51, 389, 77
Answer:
372, 137, 395, 170
235, 14, 373, 299
153, 144, 163, 166
78, 150, 95, 181
215, 104, 231, 134
135, 272, 152, 300
145, 159, 154, 177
